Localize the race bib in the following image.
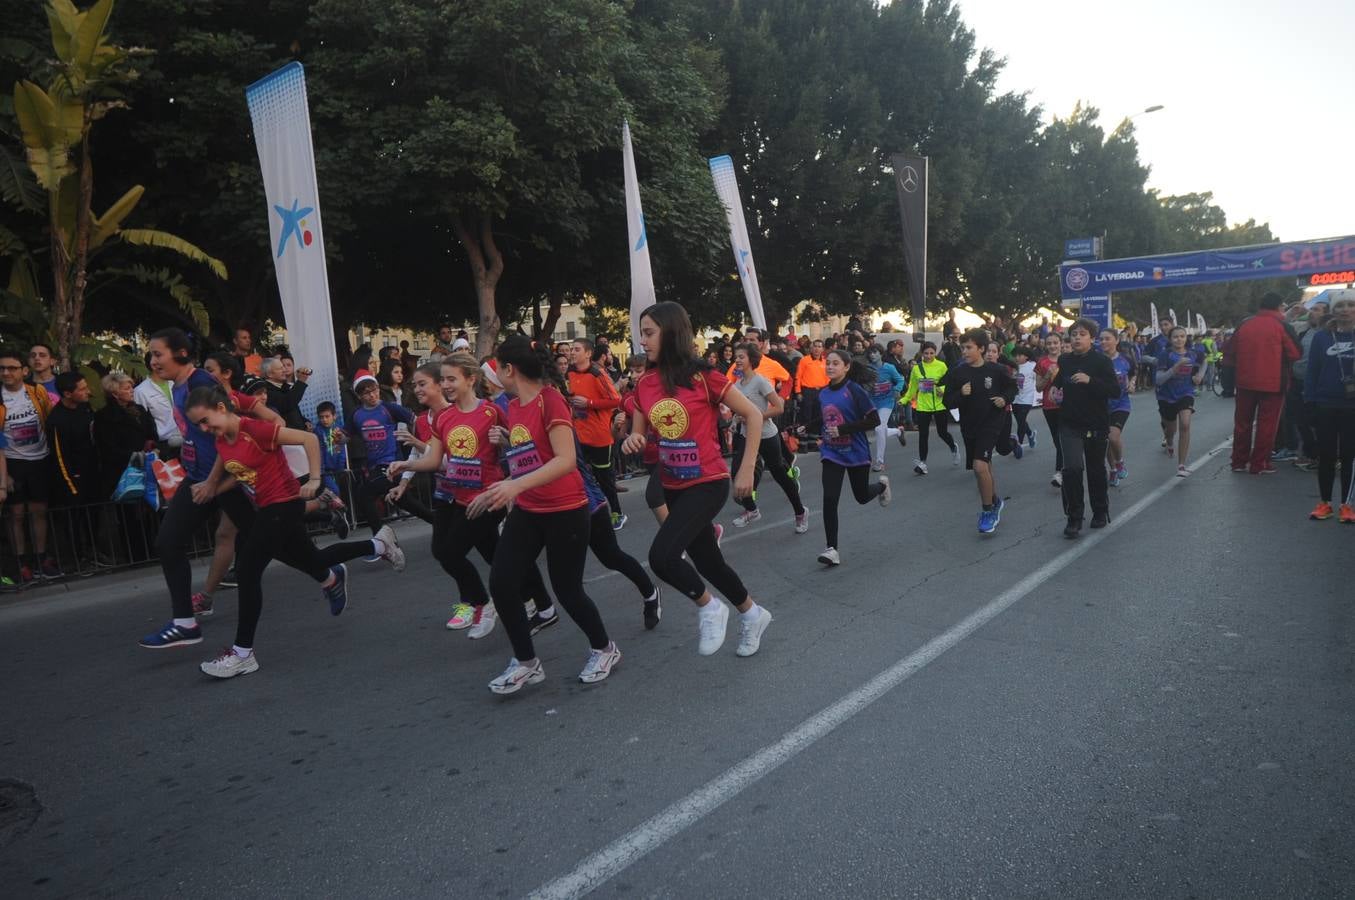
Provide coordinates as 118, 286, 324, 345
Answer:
919, 379, 936, 394
362, 425, 388, 445
9, 423, 38, 446
873, 381, 891, 398
445, 457, 483, 489
434, 472, 455, 502
658, 438, 701, 481
1016, 373, 1026, 391
180, 441, 198, 467
506, 441, 543, 478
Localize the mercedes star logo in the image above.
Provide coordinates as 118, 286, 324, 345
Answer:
900, 165, 920, 193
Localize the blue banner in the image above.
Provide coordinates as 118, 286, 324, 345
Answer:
1078, 295, 1111, 330
1060, 235, 1355, 300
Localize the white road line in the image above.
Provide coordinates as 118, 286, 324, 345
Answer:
528, 436, 1233, 899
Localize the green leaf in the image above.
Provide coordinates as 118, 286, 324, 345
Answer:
0, 144, 46, 211
117, 228, 229, 279
71, 0, 115, 72
46, 0, 80, 60
89, 184, 144, 249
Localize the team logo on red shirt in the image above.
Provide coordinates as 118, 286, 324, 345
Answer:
446, 425, 477, 457
649, 399, 688, 440
225, 460, 258, 487
509, 424, 533, 446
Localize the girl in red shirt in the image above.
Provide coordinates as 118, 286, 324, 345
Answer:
623, 302, 773, 658
464, 336, 619, 695
184, 385, 405, 680
389, 357, 554, 640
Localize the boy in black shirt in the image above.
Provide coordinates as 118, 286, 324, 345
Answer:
941, 330, 1017, 534
1052, 318, 1120, 538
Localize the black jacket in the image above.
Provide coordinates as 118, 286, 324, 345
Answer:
94, 401, 158, 497
1053, 350, 1120, 430
46, 403, 99, 504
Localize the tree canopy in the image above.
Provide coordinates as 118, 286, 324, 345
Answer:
1, 0, 1284, 356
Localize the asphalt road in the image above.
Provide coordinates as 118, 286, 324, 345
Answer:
2, 395, 1351, 899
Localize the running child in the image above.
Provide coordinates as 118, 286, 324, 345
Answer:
348, 373, 433, 534
622, 302, 773, 657
1101, 330, 1134, 486
1155, 325, 1204, 476
900, 341, 958, 475
795, 349, 891, 565
1035, 332, 1064, 487
465, 337, 620, 694
729, 342, 809, 532
865, 344, 906, 472
1012, 344, 1038, 450
183, 384, 405, 678
941, 330, 1016, 534
1053, 320, 1119, 538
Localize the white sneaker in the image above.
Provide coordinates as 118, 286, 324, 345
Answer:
1051, 471, 1063, 487
735, 607, 773, 657
794, 509, 810, 534
488, 658, 545, 694
1176, 465, 1189, 478
913, 459, 928, 475
468, 604, 498, 639
877, 475, 892, 507
732, 508, 762, 528
375, 524, 405, 573
200, 648, 259, 679
871, 461, 885, 473
579, 642, 622, 683
817, 546, 841, 566
951, 447, 962, 467
697, 600, 729, 656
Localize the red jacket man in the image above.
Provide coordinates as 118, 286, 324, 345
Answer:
1224, 294, 1301, 473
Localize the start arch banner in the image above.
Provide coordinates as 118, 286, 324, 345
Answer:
1060, 235, 1355, 300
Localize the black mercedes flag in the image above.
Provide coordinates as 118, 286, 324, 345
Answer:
891, 154, 928, 338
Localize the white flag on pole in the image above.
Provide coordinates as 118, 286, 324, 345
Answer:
623, 121, 656, 353
245, 63, 340, 422
1187, 309, 1194, 333
1198, 313, 1207, 333
1169, 308, 1178, 327
709, 155, 766, 331
1150, 302, 1160, 335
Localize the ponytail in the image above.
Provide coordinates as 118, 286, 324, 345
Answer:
496, 334, 566, 393
184, 383, 234, 416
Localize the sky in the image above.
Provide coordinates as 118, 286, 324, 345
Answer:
952, 0, 1355, 245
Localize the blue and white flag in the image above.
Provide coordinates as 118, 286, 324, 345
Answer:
623, 121, 656, 353
709, 155, 766, 331
245, 63, 341, 422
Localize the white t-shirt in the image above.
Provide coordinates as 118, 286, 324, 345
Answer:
2, 387, 49, 460
1015, 360, 1038, 407
133, 377, 178, 442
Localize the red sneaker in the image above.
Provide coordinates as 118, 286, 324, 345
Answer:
1309, 501, 1334, 521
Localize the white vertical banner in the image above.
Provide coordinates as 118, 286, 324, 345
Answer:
1149, 301, 1160, 335
1198, 313, 1207, 333
245, 62, 341, 422
1187, 309, 1194, 333
623, 121, 656, 352
709, 155, 766, 331
1169, 308, 1178, 327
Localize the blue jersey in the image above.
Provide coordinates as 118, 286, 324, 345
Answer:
574, 435, 609, 515
349, 402, 414, 466
315, 422, 348, 472
870, 362, 906, 411
817, 380, 874, 468
1156, 350, 1198, 403
173, 368, 221, 482
1110, 355, 1133, 413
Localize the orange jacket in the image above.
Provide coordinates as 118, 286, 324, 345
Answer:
567, 366, 622, 447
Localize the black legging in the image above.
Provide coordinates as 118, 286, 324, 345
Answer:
430, 502, 552, 609
1057, 425, 1109, 520
650, 479, 748, 603
356, 465, 434, 535
156, 482, 255, 620
1042, 408, 1064, 471
1314, 407, 1355, 504
643, 463, 665, 510
489, 505, 610, 661
733, 432, 805, 515
821, 460, 884, 549
1013, 404, 1034, 443
581, 443, 622, 515
235, 499, 380, 648
914, 410, 956, 462
588, 506, 654, 598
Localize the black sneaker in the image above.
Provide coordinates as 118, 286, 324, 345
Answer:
1090, 512, 1110, 529
220, 566, 238, 589
330, 510, 350, 539
1063, 517, 1083, 539
528, 610, 559, 636
643, 587, 662, 631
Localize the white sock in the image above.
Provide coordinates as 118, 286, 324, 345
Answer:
700, 598, 724, 617
370, 538, 387, 556
645, 589, 659, 602
173, 617, 196, 629
536, 605, 555, 619
740, 603, 763, 621
232, 645, 253, 658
